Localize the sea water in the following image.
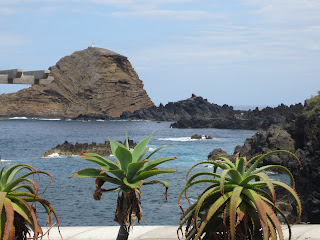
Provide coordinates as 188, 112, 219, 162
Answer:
0, 119, 287, 226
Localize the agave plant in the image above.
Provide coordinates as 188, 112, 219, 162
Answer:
71, 133, 177, 240
178, 150, 301, 240
0, 164, 59, 240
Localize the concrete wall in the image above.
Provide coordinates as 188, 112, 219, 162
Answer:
0, 69, 54, 85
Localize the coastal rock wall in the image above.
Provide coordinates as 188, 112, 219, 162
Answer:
0, 47, 154, 118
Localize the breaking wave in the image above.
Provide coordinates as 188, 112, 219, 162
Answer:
158, 137, 197, 142
9, 117, 28, 120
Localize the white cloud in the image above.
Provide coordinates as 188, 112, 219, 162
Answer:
128, 16, 320, 73
112, 10, 221, 20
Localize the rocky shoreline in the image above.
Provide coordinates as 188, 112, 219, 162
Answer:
170, 101, 303, 130
73, 95, 304, 131
208, 106, 320, 223
42, 139, 136, 157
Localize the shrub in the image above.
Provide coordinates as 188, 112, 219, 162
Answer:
71, 133, 177, 240
304, 91, 320, 119
178, 150, 301, 240
0, 164, 59, 240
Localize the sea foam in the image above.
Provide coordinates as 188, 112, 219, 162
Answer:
9, 117, 27, 120
158, 137, 197, 142
42, 153, 63, 158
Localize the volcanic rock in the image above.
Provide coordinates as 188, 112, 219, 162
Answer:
42, 139, 137, 157
120, 95, 234, 121
208, 148, 234, 161
0, 47, 154, 118
208, 110, 320, 223
233, 125, 296, 167
191, 134, 212, 140
171, 103, 304, 130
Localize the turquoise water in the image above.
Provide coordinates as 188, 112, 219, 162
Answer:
0, 119, 266, 226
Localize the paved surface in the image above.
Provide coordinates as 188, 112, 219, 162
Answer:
43, 225, 320, 240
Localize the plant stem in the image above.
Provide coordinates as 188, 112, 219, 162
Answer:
116, 225, 129, 240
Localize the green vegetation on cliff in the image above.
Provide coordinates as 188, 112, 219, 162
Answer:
304, 91, 320, 119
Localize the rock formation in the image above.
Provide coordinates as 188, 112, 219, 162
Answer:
120, 95, 234, 121
42, 139, 137, 157
171, 103, 304, 130
0, 47, 154, 118
191, 134, 212, 140
119, 94, 304, 130
207, 148, 233, 160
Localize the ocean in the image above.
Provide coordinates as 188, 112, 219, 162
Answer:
0, 119, 286, 226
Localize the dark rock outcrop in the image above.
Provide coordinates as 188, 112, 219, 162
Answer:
120, 95, 234, 121
171, 103, 304, 130
191, 134, 212, 140
120, 94, 303, 130
0, 47, 154, 119
42, 139, 136, 157
208, 148, 234, 161
234, 125, 296, 167
208, 112, 320, 223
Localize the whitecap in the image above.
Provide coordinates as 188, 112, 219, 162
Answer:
158, 137, 197, 142
37, 118, 61, 121
42, 153, 63, 158
9, 117, 27, 120
148, 147, 156, 152
42, 153, 80, 158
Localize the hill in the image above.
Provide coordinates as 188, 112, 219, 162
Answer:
0, 47, 154, 118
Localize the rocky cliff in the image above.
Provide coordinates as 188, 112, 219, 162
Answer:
0, 47, 154, 118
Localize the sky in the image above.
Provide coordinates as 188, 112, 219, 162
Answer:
0, 0, 319, 107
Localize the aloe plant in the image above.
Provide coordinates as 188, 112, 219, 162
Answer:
0, 164, 59, 240
71, 133, 177, 240
178, 150, 301, 240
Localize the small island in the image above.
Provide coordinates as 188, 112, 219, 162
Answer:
42, 140, 136, 157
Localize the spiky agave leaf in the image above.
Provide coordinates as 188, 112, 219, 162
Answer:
179, 150, 301, 240
72, 134, 177, 195
0, 164, 59, 240
131, 133, 153, 162
71, 133, 177, 235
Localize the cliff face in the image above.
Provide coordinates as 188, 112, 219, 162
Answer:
0, 47, 154, 118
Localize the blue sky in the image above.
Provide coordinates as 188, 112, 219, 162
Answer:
0, 0, 319, 107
